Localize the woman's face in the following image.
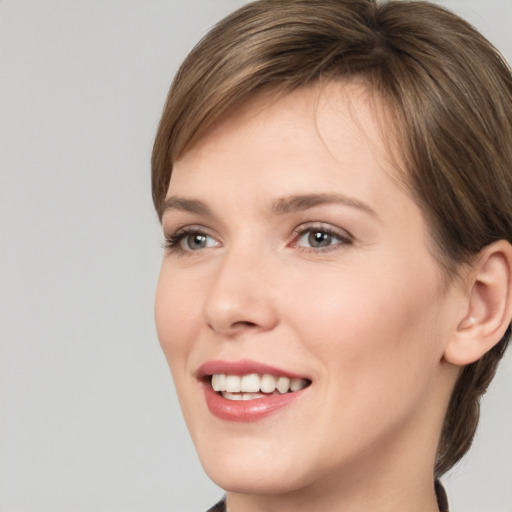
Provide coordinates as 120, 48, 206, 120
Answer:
155, 82, 462, 496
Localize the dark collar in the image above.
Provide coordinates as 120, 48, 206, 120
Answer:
206, 498, 225, 512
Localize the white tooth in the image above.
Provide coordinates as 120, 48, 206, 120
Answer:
223, 391, 243, 400
218, 374, 227, 392
225, 375, 241, 393
261, 374, 277, 393
242, 393, 265, 400
276, 376, 291, 394
211, 374, 220, 392
241, 373, 261, 392
290, 378, 307, 392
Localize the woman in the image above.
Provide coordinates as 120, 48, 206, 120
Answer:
152, 1, 512, 510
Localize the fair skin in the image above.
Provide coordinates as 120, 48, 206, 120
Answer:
155, 81, 509, 512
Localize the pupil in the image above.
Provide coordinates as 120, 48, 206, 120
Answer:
189, 234, 206, 249
309, 231, 331, 247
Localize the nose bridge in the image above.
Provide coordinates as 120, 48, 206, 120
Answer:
203, 238, 277, 336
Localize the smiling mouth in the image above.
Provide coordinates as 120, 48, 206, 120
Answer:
210, 373, 311, 401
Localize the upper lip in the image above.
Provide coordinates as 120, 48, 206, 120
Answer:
196, 359, 310, 380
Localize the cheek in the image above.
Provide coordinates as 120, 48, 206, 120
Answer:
285, 258, 444, 379
154, 264, 202, 369
287, 262, 447, 443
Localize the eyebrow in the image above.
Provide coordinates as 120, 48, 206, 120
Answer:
163, 196, 213, 216
162, 192, 377, 218
270, 193, 377, 217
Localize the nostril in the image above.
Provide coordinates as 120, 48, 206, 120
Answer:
234, 321, 258, 328
208, 319, 258, 333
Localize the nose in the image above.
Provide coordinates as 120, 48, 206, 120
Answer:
203, 248, 279, 337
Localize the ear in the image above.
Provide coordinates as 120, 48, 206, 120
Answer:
444, 240, 512, 366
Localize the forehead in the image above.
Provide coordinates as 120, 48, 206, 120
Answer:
169, 80, 405, 196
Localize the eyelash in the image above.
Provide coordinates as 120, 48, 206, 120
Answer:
291, 224, 353, 253
163, 224, 353, 255
163, 226, 214, 255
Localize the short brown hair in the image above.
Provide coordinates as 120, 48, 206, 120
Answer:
151, 0, 512, 477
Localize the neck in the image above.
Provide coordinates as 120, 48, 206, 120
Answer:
226, 460, 440, 512
227, 473, 441, 512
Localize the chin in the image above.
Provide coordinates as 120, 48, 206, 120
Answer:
203, 460, 311, 496
195, 435, 316, 495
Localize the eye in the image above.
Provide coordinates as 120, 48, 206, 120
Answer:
182, 232, 217, 250
293, 225, 352, 251
164, 227, 220, 254
300, 230, 335, 248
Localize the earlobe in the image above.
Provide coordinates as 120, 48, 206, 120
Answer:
444, 241, 512, 366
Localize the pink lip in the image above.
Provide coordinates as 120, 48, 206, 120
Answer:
202, 382, 307, 422
197, 359, 311, 423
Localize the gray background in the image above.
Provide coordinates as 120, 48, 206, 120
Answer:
0, 1, 511, 511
